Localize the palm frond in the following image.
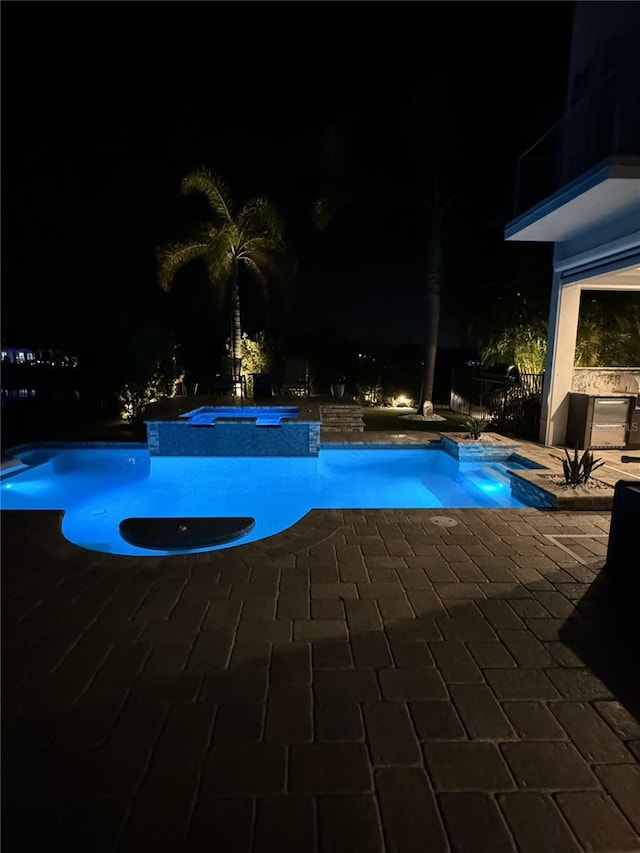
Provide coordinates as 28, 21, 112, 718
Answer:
239, 241, 297, 306
241, 257, 269, 303
180, 167, 234, 223
161, 166, 296, 333
576, 300, 640, 367
202, 229, 236, 311
238, 197, 285, 241
240, 239, 294, 278
239, 235, 287, 257
480, 321, 547, 374
157, 240, 208, 291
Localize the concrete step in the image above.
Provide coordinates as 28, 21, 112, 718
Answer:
320, 406, 363, 416
320, 405, 365, 432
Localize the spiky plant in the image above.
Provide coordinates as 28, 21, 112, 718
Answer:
555, 447, 606, 486
157, 168, 295, 365
579, 449, 606, 485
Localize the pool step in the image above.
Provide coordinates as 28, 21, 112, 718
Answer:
320, 405, 365, 432
119, 517, 255, 550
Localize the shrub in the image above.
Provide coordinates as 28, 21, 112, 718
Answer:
464, 415, 490, 440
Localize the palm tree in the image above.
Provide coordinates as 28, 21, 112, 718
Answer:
416, 181, 457, 416
480, 321, 548, 375
472, 267, 550, 376
477, 294, 640, 373
157, 168, 294, 373
575, 297, 640, 367
313, 93, 456, 418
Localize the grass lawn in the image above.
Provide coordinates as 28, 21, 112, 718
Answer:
362, 406, 469, 433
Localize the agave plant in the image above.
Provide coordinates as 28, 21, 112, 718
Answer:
557, 447, 606, 486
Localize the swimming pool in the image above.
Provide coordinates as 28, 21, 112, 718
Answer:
0, 445, 530, 556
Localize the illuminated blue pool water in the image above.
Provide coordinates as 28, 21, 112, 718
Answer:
178, 406, 299, 426
0, 445, 529, 556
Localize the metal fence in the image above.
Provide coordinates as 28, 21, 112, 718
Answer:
451, 370, 544, 440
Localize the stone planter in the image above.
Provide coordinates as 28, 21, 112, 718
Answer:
439, 432, 521, 462
508, 468, 615, 510
439, 432, 620, 511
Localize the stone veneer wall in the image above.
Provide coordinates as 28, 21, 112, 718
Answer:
509, 474, 554, 509
439, 433, 521, 462
572, 367, 640, 394
146, 421, 321, 457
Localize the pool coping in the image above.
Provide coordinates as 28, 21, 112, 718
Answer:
145, 399, 324, 426
175, 405, 303, 427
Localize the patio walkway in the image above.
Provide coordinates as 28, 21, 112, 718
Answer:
2, 438, 640, 851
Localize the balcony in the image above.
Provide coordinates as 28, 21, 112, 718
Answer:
506, 56, 640, 243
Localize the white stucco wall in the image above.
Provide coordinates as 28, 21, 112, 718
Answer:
539, 228, 640, 446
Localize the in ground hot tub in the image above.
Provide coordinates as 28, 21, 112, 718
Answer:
178, 405, 299, 426
146, 405, 321, 457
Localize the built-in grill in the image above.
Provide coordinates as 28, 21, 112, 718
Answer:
566, 393, 636, 449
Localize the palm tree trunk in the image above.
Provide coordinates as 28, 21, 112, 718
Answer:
230, 265, 243, 396
418, 212, 442, 417
231, 266, 242, 363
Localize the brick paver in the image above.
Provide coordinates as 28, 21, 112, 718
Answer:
424, 741, 516, 791
501, 741, 600, 790
317, 794, 383, 853
556, 791, 640, 851
2, 501, 639, 852
439, 792, 516, 852
502, 700, 568, 741
254, 796, 316, 853
595, 764, 640, 834
376, 766, 448, 852
498, 792, 582, 852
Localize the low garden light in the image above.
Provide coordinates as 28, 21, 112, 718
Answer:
391, 394, 414, 408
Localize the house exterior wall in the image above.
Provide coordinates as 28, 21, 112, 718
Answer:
512, 2, 640, 446
541, 227, 640, 446
572, 368, 640, 395
540, 273, 581, 445
560, 2, 640, 186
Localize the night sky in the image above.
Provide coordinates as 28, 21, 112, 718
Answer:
1, 1, 575, 359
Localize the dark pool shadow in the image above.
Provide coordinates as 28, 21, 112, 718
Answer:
558, 564, 640, 722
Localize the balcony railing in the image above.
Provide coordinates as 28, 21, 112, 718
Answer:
512, 55, 640, 219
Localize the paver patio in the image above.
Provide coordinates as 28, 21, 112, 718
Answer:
2, 435, 640, 851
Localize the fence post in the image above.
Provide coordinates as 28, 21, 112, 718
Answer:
502, 377, 509, 430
